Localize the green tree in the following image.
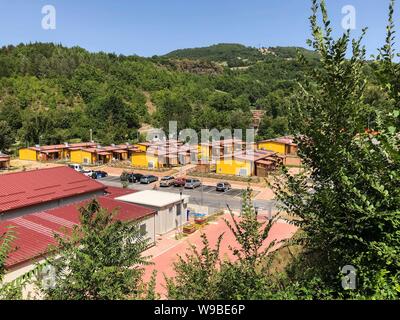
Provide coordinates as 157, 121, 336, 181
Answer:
166, 233, 223, 300
167, 189, 281, 300
18, 110, 54, 145
273, 0, 400, 299
40, 199, 152, 300
0, 227, 24, 300
0, 121, 14, 151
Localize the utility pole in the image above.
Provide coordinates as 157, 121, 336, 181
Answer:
201, 171, 204, 206
180, 189, 183, 231
90, 129, 93, 142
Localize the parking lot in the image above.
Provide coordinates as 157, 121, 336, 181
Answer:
99, 175, 259, 198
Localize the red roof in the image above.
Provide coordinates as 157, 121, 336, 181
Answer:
104, 186, 138, 198
0, 167, 106, 214
0, 196, 155, 268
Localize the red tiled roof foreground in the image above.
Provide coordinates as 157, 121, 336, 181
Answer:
0, 193, 156, 268
0, 167, 106, 214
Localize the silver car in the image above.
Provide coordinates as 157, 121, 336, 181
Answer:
160, 176, 175, 187
184, 178, 201, 189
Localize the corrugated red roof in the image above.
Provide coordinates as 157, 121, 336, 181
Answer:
0, 195, 155, 268
104, 186, 138, 198
0, 167, 106, 214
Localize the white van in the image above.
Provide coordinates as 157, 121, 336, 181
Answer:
68, 164, 83, 172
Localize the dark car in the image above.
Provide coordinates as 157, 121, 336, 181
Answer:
91, 171, 108, 179
173, 177, 186, 187
140, 175, 158, 184
216, 182, 231, 192
128, 173, 144, 183
120, 172, 143, 183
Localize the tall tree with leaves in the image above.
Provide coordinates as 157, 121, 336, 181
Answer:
0, 121, 14, 152
40, 199, 152, 300
0, 227, 24, 299
273, 0, 400, 299
0, 228, 15, 284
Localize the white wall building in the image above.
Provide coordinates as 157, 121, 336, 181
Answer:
116, 190, 190, 235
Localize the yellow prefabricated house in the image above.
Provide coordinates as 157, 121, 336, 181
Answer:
0, 153, 10, 169
198, 144, 212, 162
216, 156, 253, 177
257, 141, 286, 154
19, 143, 98, 162
70, 149, 97, 165
134, 142, 151, 152
257, 137, 297, 155
19, 148, 39, 161
131, 151, 161, 169
216, 150, 281, 177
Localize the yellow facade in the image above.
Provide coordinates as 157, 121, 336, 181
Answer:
216, 158, 253, 177
198, 145, 211, 162
257, 141, 286, 154
70, 150, 95, 165
135, 144, 149, 152
19, 148, 38, 161
131, 152, 161, 169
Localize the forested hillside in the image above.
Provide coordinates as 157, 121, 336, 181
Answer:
0, 42, 319, 151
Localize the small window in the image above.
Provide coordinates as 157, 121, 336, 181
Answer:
139, 224, 147, 237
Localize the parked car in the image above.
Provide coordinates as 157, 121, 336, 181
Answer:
140, 175, 158, 184
184, 178, 202, 189
80, 169, 94, 177
216, 182, 232, 192
120, 171, 133, 182
160, 176, 175, 187
173, 177, 186, 187
68, 163, 83, 172
91, 171, 108, 179
128, 173, 144, 183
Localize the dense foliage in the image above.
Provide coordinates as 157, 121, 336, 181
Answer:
0, 42, 320, 151
166, 189, 284, 300
273, 0, 400, 299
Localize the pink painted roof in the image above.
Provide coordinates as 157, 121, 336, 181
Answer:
220, 150, 277, 162
24, 142, 97, 152
259, 136, 296, 145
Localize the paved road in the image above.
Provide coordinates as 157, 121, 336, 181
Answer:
98, 175, 278, 211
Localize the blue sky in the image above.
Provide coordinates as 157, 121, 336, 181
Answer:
0, 0, 395, 57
